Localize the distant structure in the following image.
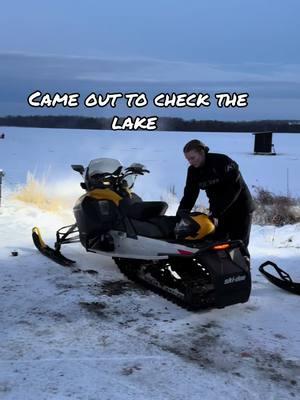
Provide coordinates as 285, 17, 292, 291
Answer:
253, 131, 276, 155
0, 169, 4, 207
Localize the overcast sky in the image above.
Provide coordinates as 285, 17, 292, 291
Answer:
0, 0, 299, 120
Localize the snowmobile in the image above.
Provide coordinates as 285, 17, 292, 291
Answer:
32, 158, 251, 310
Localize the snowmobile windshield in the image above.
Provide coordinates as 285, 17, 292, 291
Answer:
123, 174, 136, 189
87, 158, 122, 177
85, 158, 123, 189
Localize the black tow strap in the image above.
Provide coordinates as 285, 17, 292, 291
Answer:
259, 261, 300, 295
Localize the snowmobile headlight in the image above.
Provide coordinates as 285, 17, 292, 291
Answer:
88, 173, 114, 189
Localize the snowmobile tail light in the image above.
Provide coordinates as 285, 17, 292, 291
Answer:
212, 244, 230, 251
177, 249, 194, 255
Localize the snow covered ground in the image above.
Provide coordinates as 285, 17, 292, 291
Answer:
0, 127, 300, 400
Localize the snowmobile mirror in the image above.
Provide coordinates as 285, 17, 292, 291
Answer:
128, 162, 144, 169
112, 166, 123, 176
125, 162, 149, 174
71, 165, 85, 175
125, 166, 150, 175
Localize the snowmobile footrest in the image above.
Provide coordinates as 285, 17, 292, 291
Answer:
32, 227, 76, 267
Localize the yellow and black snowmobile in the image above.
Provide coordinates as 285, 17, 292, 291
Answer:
32, 158, 251, 310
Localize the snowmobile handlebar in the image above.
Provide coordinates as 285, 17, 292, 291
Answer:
71, 161, 149, 192
71, 163, 149, 178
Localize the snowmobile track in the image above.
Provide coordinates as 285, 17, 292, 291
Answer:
114, 258, 214, 311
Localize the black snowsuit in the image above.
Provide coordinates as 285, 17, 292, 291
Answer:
178, 153, 255, 248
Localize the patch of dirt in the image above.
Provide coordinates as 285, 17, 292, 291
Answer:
274, 333, 287, 340
135, 326, 151, 335
16, 320, 33, 327
71, 268, 82, 274
79, 301, 108, 318
34, 328, 54, 337
254, 350, 300, 389
81, 269, 99, 275
0, 382, 12, 393
121, 365, 142, 376
141, 311, 157, 318
54, 279, 86, 290
138, 315, 299, 393
50, 311, 72, 322
198, 320, 221, 332
153, 325, 300, 392
29, 308, 72, 323
159, 333, 218, 368
92, 280, 148, 296
151, 321, 223, 368
118, 319, 139, 328
245, 305, 260, 312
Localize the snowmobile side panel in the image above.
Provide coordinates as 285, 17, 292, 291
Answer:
196, 248, 251, 307
89, 230, 198, 259
73, 196, 123, 248
111, 231, 200, 257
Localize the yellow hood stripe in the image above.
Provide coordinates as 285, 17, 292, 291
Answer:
86, 189, 122, 206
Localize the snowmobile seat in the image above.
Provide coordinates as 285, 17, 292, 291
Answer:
129, 215, 177, 239
122, 201, 168, 220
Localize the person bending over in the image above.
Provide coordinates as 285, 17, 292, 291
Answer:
177, 139, 254, 253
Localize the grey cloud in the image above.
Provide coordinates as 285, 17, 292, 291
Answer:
2, 52, 300, 83
0, 52, 300, 119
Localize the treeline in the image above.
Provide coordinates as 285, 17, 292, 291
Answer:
0, 115, 300, 133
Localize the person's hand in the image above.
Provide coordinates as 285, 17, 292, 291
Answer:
212, 217, 218, 227
176, 209, 190, 222
208, 213, 218, 227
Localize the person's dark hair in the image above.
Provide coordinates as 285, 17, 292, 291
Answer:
183, 139, 209, 154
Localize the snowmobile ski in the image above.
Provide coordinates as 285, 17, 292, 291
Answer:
32, 227, 76, 267
259, 261, 300, 295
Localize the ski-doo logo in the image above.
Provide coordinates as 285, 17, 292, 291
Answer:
224, 275, 246, 285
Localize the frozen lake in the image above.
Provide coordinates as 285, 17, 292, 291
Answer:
1, 128, 299, 202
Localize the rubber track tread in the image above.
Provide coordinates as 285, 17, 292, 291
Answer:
114, 258, 215, 311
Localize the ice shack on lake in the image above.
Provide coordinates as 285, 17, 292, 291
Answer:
253, 131, 276, 155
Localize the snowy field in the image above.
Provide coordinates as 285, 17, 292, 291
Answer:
0, 127, 300, 400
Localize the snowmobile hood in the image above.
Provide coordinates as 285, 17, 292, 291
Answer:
86, 188, 123, 206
